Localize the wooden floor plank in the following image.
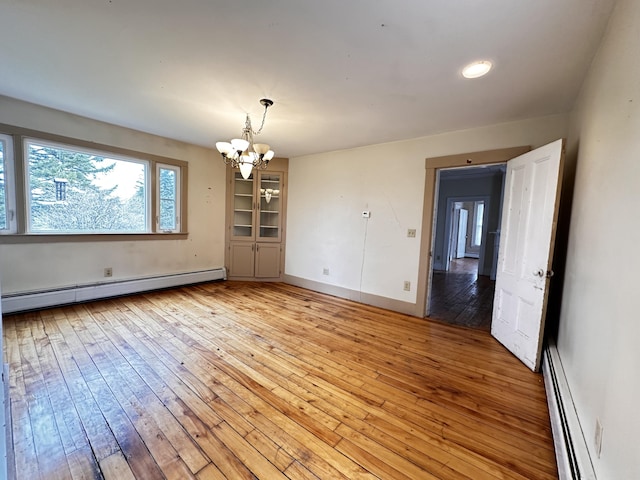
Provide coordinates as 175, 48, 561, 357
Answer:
16, 314, 73, 480
335, 424, 444, 480
99, 451, 137, 480
83, 309, 210, 475
4, 281, 557, 480
429, 258, 494, 330
53, 310, 166, 480
4, 317, 40, 480
195, 462, 227, 480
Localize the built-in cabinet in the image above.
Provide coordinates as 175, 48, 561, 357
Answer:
225, 158, 288, 280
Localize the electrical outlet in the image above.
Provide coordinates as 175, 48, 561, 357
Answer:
104, 267, 113, 277
594, 418, 603, 458
407, 229, 416, 238
322, 268, 330, 275
403, 281, 411, 291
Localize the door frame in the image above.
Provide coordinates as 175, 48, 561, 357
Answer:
413, 145, 531, 318
443, 195, 491, 272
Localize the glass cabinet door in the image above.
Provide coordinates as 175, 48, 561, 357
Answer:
258, 172, 281, 241
232, 171, 255, 239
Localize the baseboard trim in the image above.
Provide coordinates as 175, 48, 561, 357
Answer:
1, 268, 227, 314
543, 341, 597, 479
283, 274, 417, 316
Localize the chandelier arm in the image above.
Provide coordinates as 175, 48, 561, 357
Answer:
222, 156, 239, 168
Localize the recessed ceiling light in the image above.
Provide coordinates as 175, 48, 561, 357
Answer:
462, 60, 492, 79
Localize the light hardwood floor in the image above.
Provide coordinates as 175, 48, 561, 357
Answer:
4, 281, 557, 479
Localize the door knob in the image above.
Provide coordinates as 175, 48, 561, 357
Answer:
534, 269, 555, 278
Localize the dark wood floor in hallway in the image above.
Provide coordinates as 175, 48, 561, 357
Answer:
4, 281, 556, 479
429, 258, 495, 330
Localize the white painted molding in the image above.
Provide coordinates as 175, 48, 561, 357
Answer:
1, 268, 226, 314
543, 341, 597, 480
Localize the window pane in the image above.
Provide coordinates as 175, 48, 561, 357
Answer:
27, 140, 148, 233
158, 166, 177, 231
0, 139, 6, 230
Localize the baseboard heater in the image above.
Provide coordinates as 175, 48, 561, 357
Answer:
1, 268, 227, 314
542, 341, 597, 480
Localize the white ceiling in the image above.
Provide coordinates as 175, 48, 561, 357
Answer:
0, 0, 616, 158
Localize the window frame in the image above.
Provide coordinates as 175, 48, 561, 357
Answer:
156, 163, 181, 233
0, 133, 17, 234
24, 137, 152, 234
0, 123, 188, 242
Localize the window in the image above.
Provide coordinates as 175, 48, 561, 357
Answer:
26, 139, 149, 233
472, 201, 485, 246
0, 129, 187, 237
0, 133, 16, 234
157, 164, 180, 232
54, 179, 68, 201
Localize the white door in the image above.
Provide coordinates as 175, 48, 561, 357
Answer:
491, 139, 564, 372
456, 209, 468, 258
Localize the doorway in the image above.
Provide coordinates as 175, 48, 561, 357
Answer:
427, 167, 505, 329
415, 141, 564, 371
414, 145, 530, 319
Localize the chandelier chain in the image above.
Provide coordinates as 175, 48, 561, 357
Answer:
251, 103, 270, 135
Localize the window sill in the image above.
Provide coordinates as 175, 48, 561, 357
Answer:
0, 233, 188, 244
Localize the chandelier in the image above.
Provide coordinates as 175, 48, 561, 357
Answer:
216, 98, 275, 179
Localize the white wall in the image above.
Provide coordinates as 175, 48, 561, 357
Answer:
0, 96, 227, 294
286, 114, 567, 305
559, 0, 640, 477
